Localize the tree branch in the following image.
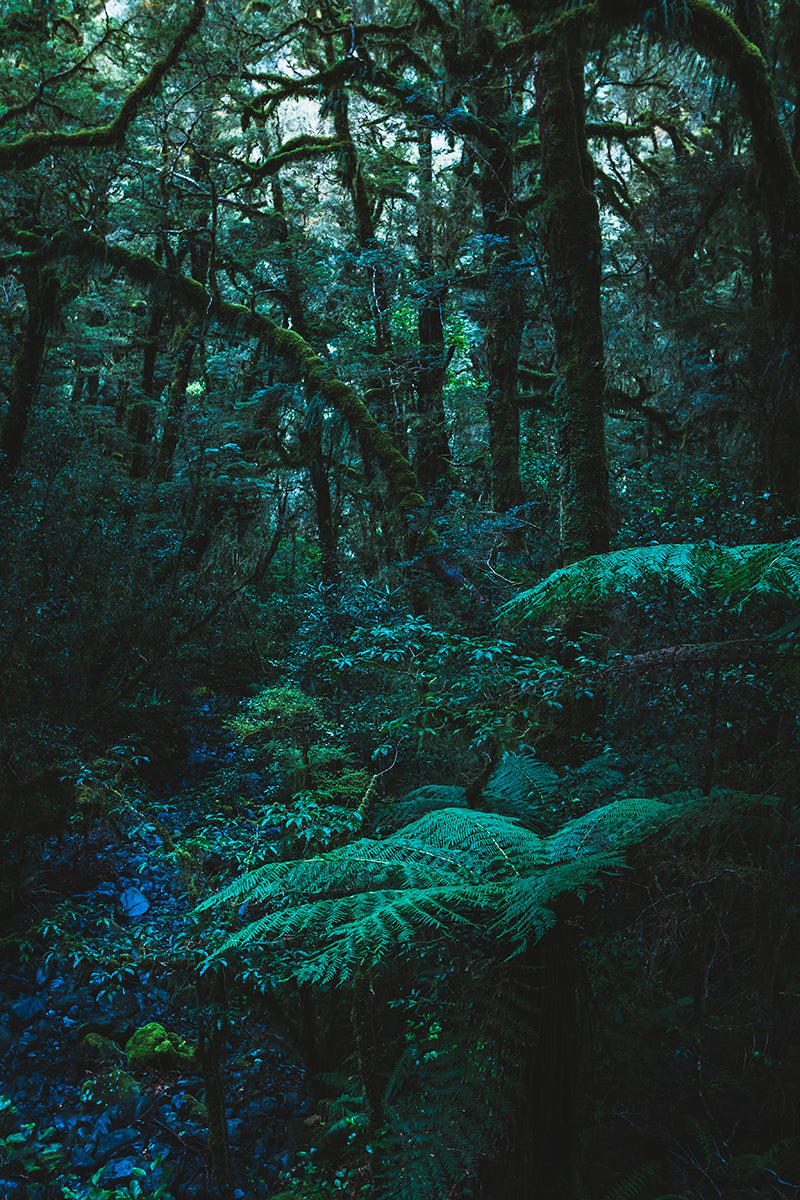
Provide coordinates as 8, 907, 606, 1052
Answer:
0, 224, 426, 516
0, 0, 206, 171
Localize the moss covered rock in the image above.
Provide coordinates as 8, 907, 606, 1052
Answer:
125, 1022, 196, 1071
81, 1031, 125, 1064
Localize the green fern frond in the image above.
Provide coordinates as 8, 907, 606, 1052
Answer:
391, 749, 561, 830
500, 540, 800, 622
199, 798, 675, 982
483, 747, 561, 825
544, 798, 669, 862
404, 807, 547, 874
219, 883, 489, 985
375, 1034, 516, 1200
492, 851, 625, 944
687, 1117, 718, 1168
606, 1161, 662, 1200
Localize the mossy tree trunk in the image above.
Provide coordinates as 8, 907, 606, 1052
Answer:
473, 39, 526, 514
324, 38, 409, 580
413, 123, 452, 502
0, 266, 60, 480
270, 176, 340, 590
598, 0, 800, 512
537, 33, 611, 562
153, 313, 199, 482
326, 38, 402, 454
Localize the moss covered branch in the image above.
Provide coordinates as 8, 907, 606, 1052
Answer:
10, 227, 425, 516
0, 0, 206, 171
233, 136, 350, 182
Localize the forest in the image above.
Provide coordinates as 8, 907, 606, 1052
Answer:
0, 0, 799, 1196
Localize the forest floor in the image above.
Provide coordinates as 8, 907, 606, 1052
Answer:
0, 699, 308, 1199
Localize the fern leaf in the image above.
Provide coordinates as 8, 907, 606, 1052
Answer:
501, 539, 800, 623
544, 798, 669, 863
492, 851, 625, 945
606, 1161, 661, 1200
483, 747, 561, 824
198, 800, 675, 982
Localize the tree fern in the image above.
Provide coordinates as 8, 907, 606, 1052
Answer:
500, 539, 800, 622
195, 791, 680, 1200
197, 797, 671, 982
388, 747, 561, 831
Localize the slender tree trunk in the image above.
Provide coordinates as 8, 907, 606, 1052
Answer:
537, 34, 611, 562
490, 925, 580, 1200
154, 314, 199, 482
414, 124, 452, 501
0, 267, 60, 480
142, 246, 168, 401
327, 52, 402, 450
476, 90, 525, 513
271, 176, 340, 590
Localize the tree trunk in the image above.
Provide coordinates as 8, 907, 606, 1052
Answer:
272, 176, 340, 590
0, 267, 60, 480
483, 924, 580, 1200
154, 314, 199, 482
414, 124, 452, 502
599, 0, 800, 513
476, 82, 525, 513
537, 34, 611, 562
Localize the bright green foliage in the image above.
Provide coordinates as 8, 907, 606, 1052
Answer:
198, 787, 672, 983
125, 1022, 196, 1072
501, 540, 800, 622
226, 686, 328, 752
196, 775, 675, 1199
80, 1069, 140, 1107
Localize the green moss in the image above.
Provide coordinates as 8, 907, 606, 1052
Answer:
81, 1032, 125, 1064
0, 0, 206, 171
125, 1022, 196, 1072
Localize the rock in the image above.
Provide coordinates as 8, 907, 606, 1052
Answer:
100, 1156, 137, 1186
80, 1032, 125, 1063
70, 1147, 98, 1170
57, 987, 97, 1014
95, 1126, 141, 1160
119, 886, 150, 919
8, 996, 46, 1029
76, 1017, 120, 1039
112, 990, 143, 1019
0, 1024, 12, 1056
125, 1022, 196, 1071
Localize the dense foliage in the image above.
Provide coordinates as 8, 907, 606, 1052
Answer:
1, 0, 799, 1197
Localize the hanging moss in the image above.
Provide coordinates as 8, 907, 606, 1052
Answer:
0, 0, 205, 171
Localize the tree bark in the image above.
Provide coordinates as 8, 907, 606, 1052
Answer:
271, 177, 340, 590
474, 47, 526, 513
153, 314, 199, 482
0, 267, 60, 480
537, 33, 611, 561
597, 0, 800, 512
414, 124, 452, 502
